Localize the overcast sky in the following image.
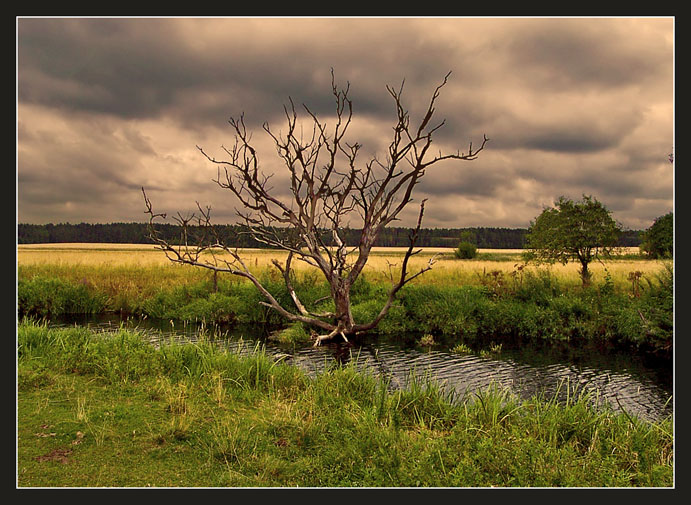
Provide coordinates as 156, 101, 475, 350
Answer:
17, 17, 674, 230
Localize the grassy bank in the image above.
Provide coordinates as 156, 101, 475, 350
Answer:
17, 248, 673, 357
17, 320, 673, 487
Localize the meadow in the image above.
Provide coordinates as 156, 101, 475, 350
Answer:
16, 243, 659, 291
17, 243, 671, 352
16, 243, 674, 487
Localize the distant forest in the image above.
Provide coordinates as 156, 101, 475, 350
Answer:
17, 222, 643, 249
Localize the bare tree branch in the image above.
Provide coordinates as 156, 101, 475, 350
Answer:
142, 71, 488, 345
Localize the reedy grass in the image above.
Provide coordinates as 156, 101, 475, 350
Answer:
17, 265, 673, 356
17, 245, 673, 356
17, 320, 673, 487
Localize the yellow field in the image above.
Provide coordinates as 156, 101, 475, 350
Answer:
17, 243, 666, 291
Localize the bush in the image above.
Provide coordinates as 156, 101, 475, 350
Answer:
350, 298, 414, 335
139, 281, 283, 325
455, 241, 478, 259
17, 265, 673, 358
400, 285, 486, 337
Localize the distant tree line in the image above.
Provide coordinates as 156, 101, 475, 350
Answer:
17, 222, 642, 249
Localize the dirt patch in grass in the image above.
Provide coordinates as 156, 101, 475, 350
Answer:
35, 448, 73, 464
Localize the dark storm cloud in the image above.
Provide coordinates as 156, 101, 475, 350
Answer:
504, 19, 671, 93
19, 19, 188, 118
17, 18, 461, 126
522, 126, 622, 153
17, 17, 674, 229
419, 160, 510, 198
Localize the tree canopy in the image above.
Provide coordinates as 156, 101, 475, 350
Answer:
640, 212, 673, 259
526, 195, 621, 285
18, 222, 643, 248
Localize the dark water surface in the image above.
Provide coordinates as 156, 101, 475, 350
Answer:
52, 314, 673, 423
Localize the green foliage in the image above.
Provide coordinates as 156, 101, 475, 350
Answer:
17, 259, 673, 356
351, 299, 414, 335
637, 262, 674, 352
526, 195, 621, 285
20, 222, 646, 249
18, 222, 536, 249
454, 230, 478, 259
18, 277, 108, 317
138, 279, 287, 325
17, 320, 161, 381
270, 322, 311, 345
513, 269, 563, 305
17, 321, 673, 487
455, 241, 478, 259
459, 229, 476, 244
640, 212, 673, 259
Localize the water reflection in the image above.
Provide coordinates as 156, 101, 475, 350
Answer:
52, 314, 673, 423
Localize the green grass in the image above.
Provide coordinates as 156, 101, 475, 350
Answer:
17, 320, 673, 488
17, 261, 674, 357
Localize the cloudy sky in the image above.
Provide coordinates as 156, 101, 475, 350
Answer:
17, 17, 674, 230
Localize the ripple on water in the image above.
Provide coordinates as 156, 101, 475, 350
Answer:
48, 315, 673, 423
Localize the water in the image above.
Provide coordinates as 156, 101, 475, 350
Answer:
52, 314, 673, 423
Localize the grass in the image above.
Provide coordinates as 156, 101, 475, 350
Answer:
16, 244, 666, 310
17, 320, 673, 488
17, 244, 663, 291
17, 244, 673, 356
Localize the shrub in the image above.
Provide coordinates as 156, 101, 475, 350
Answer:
401, 285, 486, 337
513, 270, 562, 306
455, 241, 478, 259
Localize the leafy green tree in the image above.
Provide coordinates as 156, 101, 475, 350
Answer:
640, 212, 673, 259
455, 229, 478, 259
526, 195, 621, 286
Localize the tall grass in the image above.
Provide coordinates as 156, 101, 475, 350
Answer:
17, 277, 109, 317
17, 320, 673, 487
18, 244, 665, 290
17, 246, 673, 355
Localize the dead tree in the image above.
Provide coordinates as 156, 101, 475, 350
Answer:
142, 71, 488, 345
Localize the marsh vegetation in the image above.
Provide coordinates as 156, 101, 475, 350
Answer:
18, 319, 673, 487
16, 244, 674, 487
18, 244, 672, 355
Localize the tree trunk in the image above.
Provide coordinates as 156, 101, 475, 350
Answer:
333, 288, 354, 331
580, 260, 591, 287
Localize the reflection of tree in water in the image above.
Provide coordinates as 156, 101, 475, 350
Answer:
328, 341, 356, 366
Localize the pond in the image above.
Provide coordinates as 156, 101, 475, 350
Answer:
52, 314, 673, 424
